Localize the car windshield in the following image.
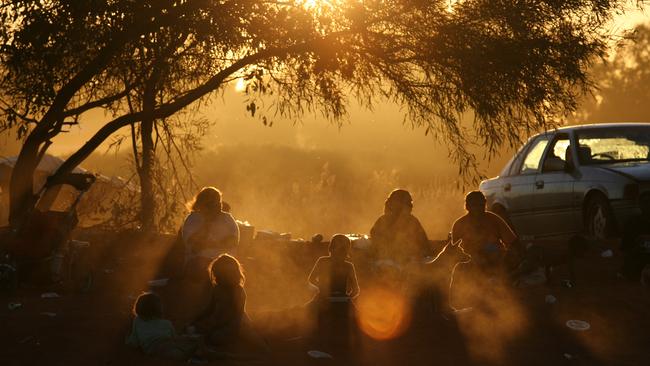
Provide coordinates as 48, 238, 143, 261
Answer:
576, 126, 650, 165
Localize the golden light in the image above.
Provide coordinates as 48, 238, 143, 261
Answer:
355, 286, 412, 341
303, 0, 318, 9
446, 0, 458, 13
300, 0, 333, 11
234, 78, 246, 92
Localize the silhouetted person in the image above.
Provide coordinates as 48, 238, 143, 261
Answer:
126, 292, 199, 361
183, 187, 239, 279
189, 254, 265, 351
308, 234, 360, 302
307, 234, 360, 349
620, 194, 650, 281
451, 191, 517, 274
370, 189, 430, 266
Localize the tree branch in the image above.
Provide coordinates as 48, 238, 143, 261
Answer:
63, 86, 134, 117
31, 0, 209, 138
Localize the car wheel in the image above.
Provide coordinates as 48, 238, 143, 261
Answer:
584, 195, 614, 240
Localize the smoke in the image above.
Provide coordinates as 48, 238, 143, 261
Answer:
450, 273, 529, 363
80, 142, 468, 240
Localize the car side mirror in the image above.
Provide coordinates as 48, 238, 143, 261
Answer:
543, 157, 566, 172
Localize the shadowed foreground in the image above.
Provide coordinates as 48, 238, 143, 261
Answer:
1, 233, 649, 366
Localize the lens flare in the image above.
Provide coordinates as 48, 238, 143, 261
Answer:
355, 286, 411, 340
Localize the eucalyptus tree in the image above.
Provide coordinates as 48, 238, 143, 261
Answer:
1, 0, 632, 230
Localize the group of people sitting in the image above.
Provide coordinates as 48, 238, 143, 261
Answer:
124, 185, 524, 361
126, 254, 247, 360
122, 186, 573, 362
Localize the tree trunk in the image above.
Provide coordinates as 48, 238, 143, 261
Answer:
8, 134, 45, 229
138, 74, 158, 233
139, 117, 155, 233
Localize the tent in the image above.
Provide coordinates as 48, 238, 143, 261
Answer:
0, 154, 135, 227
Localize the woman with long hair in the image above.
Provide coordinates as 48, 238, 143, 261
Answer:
189, 254, 266, 352
182, 187, 239, 278
370, 189, 431, 265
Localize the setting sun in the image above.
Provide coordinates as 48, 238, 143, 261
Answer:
301, 0, 321, 10
234, 78, 246, 92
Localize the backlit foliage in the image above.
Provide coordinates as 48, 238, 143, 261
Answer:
0, 0, 632, 183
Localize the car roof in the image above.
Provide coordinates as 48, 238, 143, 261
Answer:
557, 122, 650, 132
529, 122, 650, 138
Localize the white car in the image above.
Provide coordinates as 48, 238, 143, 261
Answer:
480, 123, 650, 240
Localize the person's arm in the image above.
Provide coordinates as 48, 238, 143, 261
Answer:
495, 213, 517, 249
191, 288, 216, 326
451, 219, 461, 244
220, 213, 240, 252
370, 216, 383, 239
125, 319, 139, 347
308, 258, 322, 287
235, 287, 247, 323
163, 319, 177, 338
370, 216, 387, 258
412, 217, 431, 257
183, 213, 205, 256
347, 263, 360, 298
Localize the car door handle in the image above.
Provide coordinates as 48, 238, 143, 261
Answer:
504, 183, 511, 192
535, 180, 544, 189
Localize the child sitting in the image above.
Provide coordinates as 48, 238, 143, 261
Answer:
306, 234, 360, 347
126, 292, 199, 361
189, 254, 265, 351
308, 234, 360, 302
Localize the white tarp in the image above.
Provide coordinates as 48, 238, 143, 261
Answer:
0, 154, 135, 227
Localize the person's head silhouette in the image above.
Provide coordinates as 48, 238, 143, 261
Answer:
384, 189, 413, 216
465, 190, 486, 215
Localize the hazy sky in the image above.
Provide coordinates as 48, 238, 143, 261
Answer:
1, 7, 648, 237
4, 9, 649, 178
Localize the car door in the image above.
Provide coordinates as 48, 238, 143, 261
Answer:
505, 134, 551, 238
530, 133, 577, 237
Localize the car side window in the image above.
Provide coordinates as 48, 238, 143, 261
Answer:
507, 149, 525, 176
541, 135, 571, 172
519, 136, 550, 174
505, 140, 534, 176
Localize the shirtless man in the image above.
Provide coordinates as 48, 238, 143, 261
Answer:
451, 191, 518, 275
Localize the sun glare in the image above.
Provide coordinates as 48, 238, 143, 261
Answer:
301, 0, 321, 10
446, 0, 458, 13
234, 78, 246, 92
303, 0, 318, 9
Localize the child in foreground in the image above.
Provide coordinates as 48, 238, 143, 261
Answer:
126, 292, 199, 361
189, 254, 267, 352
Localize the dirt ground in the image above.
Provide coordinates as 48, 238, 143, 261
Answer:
1, 232, 649, 366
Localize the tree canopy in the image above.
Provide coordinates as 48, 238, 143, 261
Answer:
0, 0, 635, 227
578, 23, 650, 123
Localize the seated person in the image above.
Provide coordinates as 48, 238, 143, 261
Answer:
126, 292, 199, 361
620, 194, 650, 281
308, 234, 360, 302
189, 254, 265, 352
182, 187, 239, 278
370, 189, 431, 265
451, 191, 518, 275
307, 234, 360, 339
